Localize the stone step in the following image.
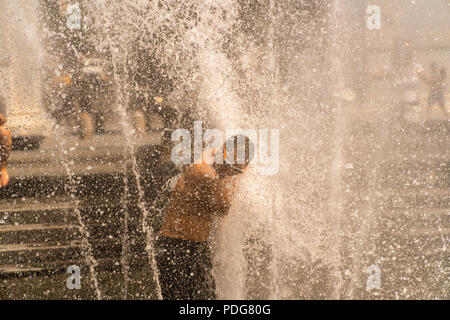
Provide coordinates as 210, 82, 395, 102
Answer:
0, 199, 78, 225
0, 258, 118, 277
0, 224, 80, 245
378, 230, 448, 255
0, 255, 150, 279
0, 198, 156, 231
0, 237, 148, 276
379, 208, 449, 231
8, 133, 161, 178
0, 243, 81, 265
0, 220, 149, 245
408, 227, 450, 238
378, 246, 448, 268
340, 160, 449, 192
378, 162, 449, 189
0, 173, 126, 201
0, 202, 133, 226
0, 238, 146, 265
380, 227, 450, 239
380, 188, 449, 209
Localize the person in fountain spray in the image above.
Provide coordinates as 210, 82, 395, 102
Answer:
155, 135, 254, 300
419, 62, 449, 121
0, 111, 12, 188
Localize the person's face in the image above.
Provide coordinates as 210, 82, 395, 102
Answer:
214, 162, 247, 178
215, 144, 248, 178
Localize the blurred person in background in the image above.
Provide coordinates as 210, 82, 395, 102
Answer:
391, 41, 420, 123
0, 107, 12, 188
0, 93, 5, 116
419, 62, 449, 121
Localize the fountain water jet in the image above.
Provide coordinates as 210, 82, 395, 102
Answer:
0, 0, 447, 301
84, 0, 166, 299
0, 0, 103, 299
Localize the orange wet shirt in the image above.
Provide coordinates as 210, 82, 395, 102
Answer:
159, 163, 236, 242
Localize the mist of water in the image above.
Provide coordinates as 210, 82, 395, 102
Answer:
3, 0, 447, 300
81, 0, 348, 300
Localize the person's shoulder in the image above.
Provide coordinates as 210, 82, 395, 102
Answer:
185, 163, 217, 179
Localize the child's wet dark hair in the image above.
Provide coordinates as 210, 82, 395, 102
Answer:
213, 135, 255, 178
223, 134, 255, 166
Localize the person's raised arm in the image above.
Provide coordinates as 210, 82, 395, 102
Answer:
208, 176, 237, 217
0, 114, 12, 188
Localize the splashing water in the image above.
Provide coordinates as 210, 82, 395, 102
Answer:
82, 0, 344, 300
3, 0, 447, 300
84, 0, 166, 299
0, 0, 104, 299
57, 131, 103, 300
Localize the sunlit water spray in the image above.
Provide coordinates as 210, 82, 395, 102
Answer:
0, 0, 348, 299
1, 0, 446, 301
0, 0, 47, 131
207, 3, 335, 300
57, 133, 103, 300
84, 0, 345, 299
0, 0, 104, 299
84, 0, 167, 299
